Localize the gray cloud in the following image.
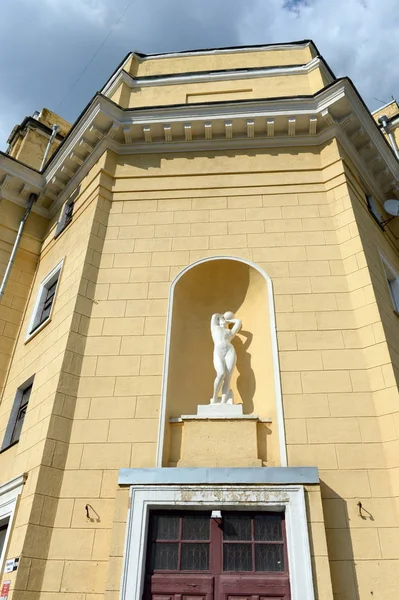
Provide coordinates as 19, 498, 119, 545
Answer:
0, 0, 398, 150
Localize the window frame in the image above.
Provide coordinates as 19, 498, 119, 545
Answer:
380, 253, 399, 313
0, 518, 10, 571
1, 376, 34, 452
0, 475, 26, 575
54, 197, 74, 238
26, 258, 64, 341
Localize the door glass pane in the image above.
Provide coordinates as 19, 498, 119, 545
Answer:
223, 543, 252, 571
254, 515, 283, 542
223, 514, 251, 540
181, 543, 209, 570
152, 514, 179, 540
255, 543, 284, 572
182, 515, 210, 540
151, 543, 178, 570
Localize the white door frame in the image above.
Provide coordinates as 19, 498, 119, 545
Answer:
120, 483, 314, 600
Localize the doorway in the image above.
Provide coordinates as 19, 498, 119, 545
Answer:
144, 510, 290, 599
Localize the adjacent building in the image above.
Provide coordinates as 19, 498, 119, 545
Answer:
1, 39, 399, 600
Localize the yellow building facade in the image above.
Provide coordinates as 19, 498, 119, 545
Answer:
1, 39, 399, 600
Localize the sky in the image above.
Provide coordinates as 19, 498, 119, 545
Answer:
0, 0, 398, 150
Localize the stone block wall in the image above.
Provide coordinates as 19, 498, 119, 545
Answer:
0, 138, 398, 600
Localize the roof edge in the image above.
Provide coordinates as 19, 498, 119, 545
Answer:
133, 39, 315, 60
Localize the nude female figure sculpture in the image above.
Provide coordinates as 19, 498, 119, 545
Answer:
210, 311, 242, 404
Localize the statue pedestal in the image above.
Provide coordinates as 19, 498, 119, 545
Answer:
196, 403, 243, 419
169, 403, 268, 468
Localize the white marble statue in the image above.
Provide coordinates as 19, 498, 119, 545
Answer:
210, 311, 242, 404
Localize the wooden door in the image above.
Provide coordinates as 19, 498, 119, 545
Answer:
150, 573, 214, 600
143, 511, 290, 600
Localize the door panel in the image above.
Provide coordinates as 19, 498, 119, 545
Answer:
219, 576, 289, 600
220, 591, 288, 598
224, 597, 285, 600
150, 574, 214, 600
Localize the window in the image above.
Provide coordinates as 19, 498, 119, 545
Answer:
148, 512, 211, 572
366, 194, 384, 226
147, 511, 286, 575
381, 254, 399, 312
2, 377, 34, 451
27, 259, 63, 338
222, 512, 285, 572
54, 197, 74, 238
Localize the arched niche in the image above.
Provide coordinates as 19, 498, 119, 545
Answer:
157, 257, 286, 467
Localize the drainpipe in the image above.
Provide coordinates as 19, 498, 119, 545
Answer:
0, 192, 38, 300
40, 124, 60, 171
379, 115, 399, 160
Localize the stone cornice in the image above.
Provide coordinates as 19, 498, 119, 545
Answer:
134, 40, 314, 61
0, 79, 398, 221
0, 153, 42, 188
101, 80, 346, 124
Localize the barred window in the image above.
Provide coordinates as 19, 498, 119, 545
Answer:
54, 197, 74, 238
149, 512, 210, 572
223, 513, 285, 572
27, 259, 63, 338
1, 377, 34, 450
146, 510, 287, 576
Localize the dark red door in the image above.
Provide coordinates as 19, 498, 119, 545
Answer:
143, 511, 290, 600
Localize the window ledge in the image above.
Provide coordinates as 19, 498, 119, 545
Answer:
0, 473, 27, 496
24, 317, 52, 344
0, 440, 19, 455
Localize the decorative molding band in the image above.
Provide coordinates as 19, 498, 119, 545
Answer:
101, 43, 315, 97
104, 57, 330, 97
1, 79, 398, 220
99, 82, 347, 124
46, 124, 391, 221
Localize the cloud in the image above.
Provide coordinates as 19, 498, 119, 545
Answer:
0, 0, 398, 150
41, 0, 108, 24
241, 0, 399, 108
